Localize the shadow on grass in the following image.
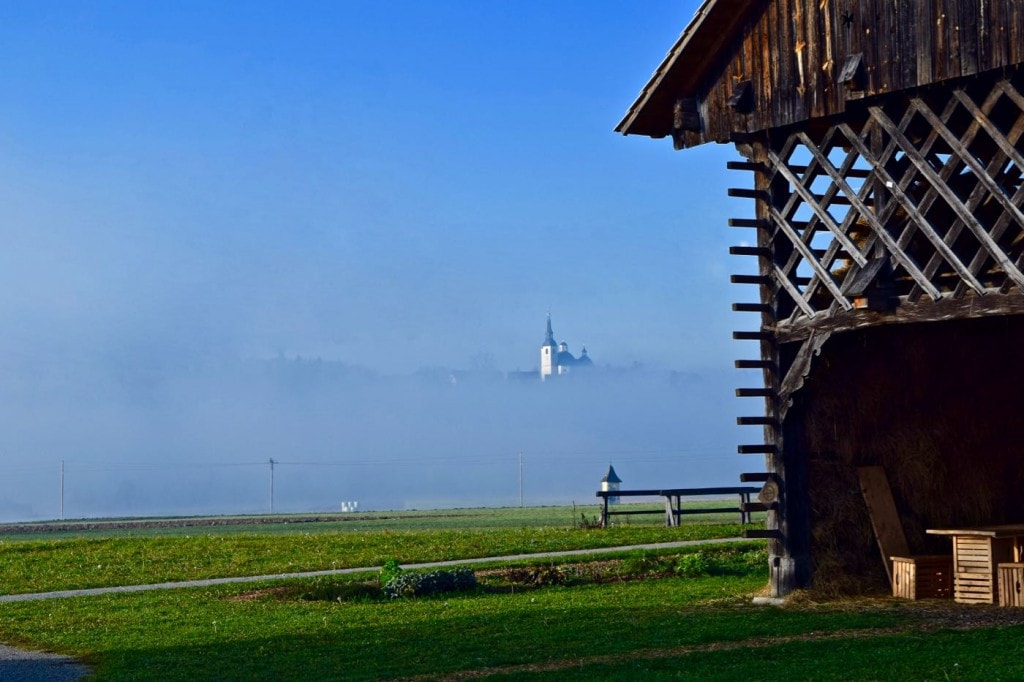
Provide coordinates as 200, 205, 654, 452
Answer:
59, 582, 906, 681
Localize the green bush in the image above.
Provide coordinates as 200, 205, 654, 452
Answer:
379, 558, 403, 588
383, 567, 478, 599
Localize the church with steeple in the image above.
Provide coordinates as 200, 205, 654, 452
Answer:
539, 314, 592, 380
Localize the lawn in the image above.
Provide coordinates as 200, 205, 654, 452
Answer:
0, 505, 753, 595
2, 508, 1022, 680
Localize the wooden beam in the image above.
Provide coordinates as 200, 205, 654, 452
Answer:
729, 246, 771, 257
738, 444, 778, 454
728, 188, 767, 200
733, 331, 774, 341
743, 529, 783, 540
773, 290, 1024, 344
732, 302, 774, 314
731, 274, 771, 285
727, 161, 766, 172
736, 388, 775, 398
728, 218, 765, 228
734, 359, 774, 369
777, 331, 832, 422
737, 416, 778, 426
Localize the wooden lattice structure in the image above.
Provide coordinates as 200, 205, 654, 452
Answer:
618, 0, 1024, 596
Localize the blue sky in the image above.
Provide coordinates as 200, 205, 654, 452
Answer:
0, 2, 763, 519
0, 0, 746, 375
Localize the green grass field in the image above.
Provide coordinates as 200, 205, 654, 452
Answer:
1, 506, 1021, 680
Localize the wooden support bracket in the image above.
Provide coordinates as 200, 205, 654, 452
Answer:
743, 529, 783, 540
737, 416, 779, 426
738, 444, 778, 454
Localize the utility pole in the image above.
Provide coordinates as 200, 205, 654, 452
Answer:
269, 458, 275, 515
519, 452, 524, 508
60, 460, 65, 521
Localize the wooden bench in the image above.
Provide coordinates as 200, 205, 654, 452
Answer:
595, 487, 760, 528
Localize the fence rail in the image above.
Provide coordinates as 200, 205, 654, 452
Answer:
595, 487, 760, 527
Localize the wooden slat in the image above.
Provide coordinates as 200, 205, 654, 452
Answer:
902, 101, 1024, 289
729, 246, 771, 257
772, 264, 817, 317
728, 218, 765, 228
734, 359, 774, 369
737, 416, 778, 426
736, 387, 775, 398
727, 161, 765, 172
728, 188, 767, 200
732, 303, 774, 314
903, 86, 1022, 299
731, 274, 771, 285
737, 444, 778, 454
837, 121, 948, 300
732, 330, 774, 341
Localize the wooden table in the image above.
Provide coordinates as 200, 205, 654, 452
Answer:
927, 525, 1024, 604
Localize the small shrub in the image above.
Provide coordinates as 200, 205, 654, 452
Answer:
384, 567, 478, 599
675, 552, 712, 577
379, 558, 403, 588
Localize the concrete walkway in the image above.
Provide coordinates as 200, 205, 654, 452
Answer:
0, 536, 748, 603
0, 644, 91, 681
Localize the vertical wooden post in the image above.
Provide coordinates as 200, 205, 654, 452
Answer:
751, 137, 812, 596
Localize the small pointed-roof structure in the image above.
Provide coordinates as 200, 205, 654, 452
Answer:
601, 465, 622, 485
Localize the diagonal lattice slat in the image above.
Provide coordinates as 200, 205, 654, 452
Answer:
747, 72, 1024, 328
902, 101, 1024, 289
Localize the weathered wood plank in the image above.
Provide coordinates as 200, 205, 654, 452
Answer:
897, 0, 921, 88
916, 0, 934, 86
773, 289, 1024, 344
858, 466, 911, 586
959, 0, 982, 76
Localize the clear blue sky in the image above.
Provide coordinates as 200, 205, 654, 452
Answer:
0, 0, 747, 375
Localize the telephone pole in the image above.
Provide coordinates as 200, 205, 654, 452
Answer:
60, 460, 65, 521
269, 458, 275, 514
518, 452, 524, 508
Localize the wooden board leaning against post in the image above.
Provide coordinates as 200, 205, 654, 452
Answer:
857, 466, 911, 586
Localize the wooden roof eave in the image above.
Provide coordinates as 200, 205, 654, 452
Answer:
615, 0, 764, 142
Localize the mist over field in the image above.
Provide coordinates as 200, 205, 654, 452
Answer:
0, 353, 750, 521
0, 1, 758, 522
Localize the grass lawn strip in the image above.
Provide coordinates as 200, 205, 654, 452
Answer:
0, 524, 751, 595
5, 549, 1024, 680
0, 577, 897, 680
465, 602, 1024, 681
0, 537, 752, 603
393, 626, 908, 681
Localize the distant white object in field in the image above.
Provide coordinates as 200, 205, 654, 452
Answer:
340, 501, 359, 513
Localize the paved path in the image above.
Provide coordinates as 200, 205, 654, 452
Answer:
0, 644, 90, 681
0, 537, 748, 603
